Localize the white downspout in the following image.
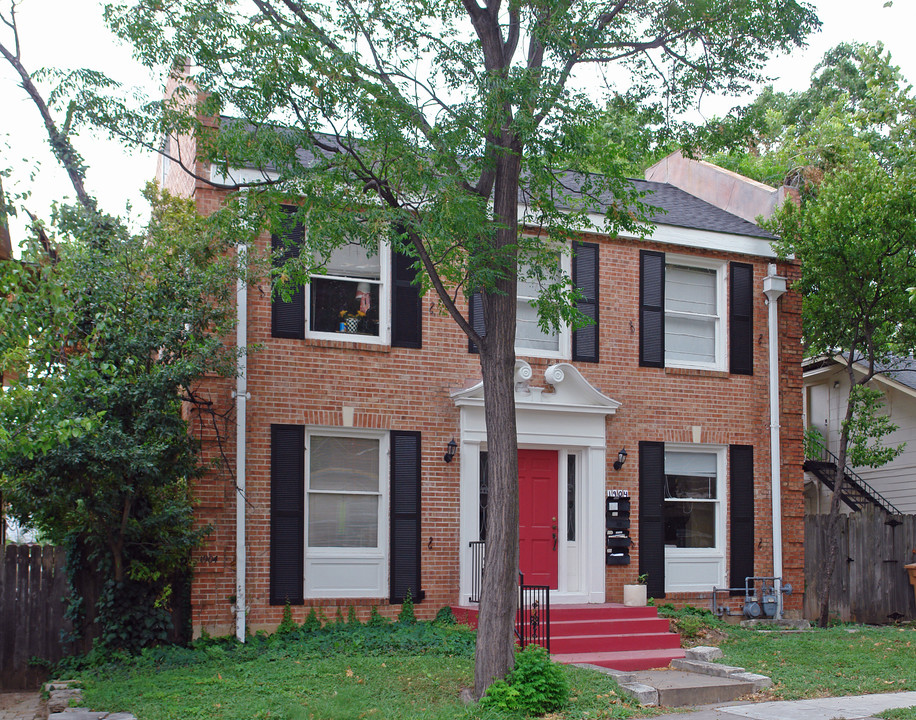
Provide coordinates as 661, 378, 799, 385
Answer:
763, 264, 787, 619
234, 244, 249, 642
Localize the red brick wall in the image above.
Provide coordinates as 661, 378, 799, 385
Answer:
183, 180, 805, 635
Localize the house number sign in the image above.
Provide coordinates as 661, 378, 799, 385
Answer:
606, 489, 629, 498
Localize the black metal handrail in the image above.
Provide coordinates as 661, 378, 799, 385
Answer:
469, 550, 551, 652
469, 541, 485, 603
516, 572, 550, 652
805, 438, 901, 515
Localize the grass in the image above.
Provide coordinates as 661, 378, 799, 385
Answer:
66, 610, 916, 718
68, 620, 646, 720
877, 708, 916, 720
716, 624, 916, 700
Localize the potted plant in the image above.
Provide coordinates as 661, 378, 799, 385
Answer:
623, 573, 648, 607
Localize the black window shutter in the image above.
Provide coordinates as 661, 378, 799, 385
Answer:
270, 424, 305, 605
468, 292, 486, 354
392, 250, 422, 348
639, 250, 665, 368
572, 241, 599, 363
729, 444, 755, 595
638, 441, 666, 599
390, 430, 424, 604
271, 209, 305, 339
730, 262, 754, 375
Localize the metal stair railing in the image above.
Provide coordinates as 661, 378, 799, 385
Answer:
804, 438, 901, 515
516, 572, 550, 653
468, 541, 485, 603
468, 545, 551, 652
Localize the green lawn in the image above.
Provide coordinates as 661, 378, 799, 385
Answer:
717, 624, 916, 699
877, 709, 916, 720
72, 621, 644, 720
70, 616, 916, 718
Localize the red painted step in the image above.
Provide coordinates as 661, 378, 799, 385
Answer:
452, 603, 686, 671
551, 647, 687, 672
551, 617, 672, 635
551, 631, 682, 654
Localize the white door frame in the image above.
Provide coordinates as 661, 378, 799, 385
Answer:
452, 362, 621, 604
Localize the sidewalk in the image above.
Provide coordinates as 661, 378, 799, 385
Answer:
0, 692, 44, 720
649, 691, 916, 720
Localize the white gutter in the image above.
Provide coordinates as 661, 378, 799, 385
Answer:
763, 264, 787, 619
234, 245, 249, 642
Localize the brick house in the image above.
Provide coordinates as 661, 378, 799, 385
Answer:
160, 128, 805, 640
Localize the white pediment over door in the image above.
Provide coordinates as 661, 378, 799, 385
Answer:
451, 361, 621, 416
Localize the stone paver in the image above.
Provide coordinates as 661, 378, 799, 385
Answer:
0, 692, 44, 720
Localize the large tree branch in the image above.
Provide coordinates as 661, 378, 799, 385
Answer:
0, 8, 95, 212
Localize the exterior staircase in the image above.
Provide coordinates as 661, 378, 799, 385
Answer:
804, 456, 900, 516
453, 603, 685, 671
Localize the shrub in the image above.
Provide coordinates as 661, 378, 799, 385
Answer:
397, 589, 416, 625
480, 645, 569, 715
302, 609, 322, 632
433, 606, 457, 626
276, 603, 297, 635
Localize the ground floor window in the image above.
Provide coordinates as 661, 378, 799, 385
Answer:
304, 429, 388, 598
664, 450, 718, 549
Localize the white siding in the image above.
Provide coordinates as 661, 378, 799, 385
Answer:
805, 366, 916, 514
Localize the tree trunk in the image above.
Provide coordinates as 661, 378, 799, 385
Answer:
473, 145, 522, 699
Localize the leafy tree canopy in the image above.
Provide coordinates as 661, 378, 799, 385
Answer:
0, 187, 248, 649
701, 42, 916, 187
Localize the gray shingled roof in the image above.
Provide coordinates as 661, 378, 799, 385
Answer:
805, 353, 916, 392
220, 119, 773, 240
533, 171, 774, 239
870, 356, 916, 392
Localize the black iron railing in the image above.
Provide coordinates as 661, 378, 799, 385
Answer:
469, 541, 485, 603
516, 573, 550, 652
468, 547, 551, 651
805, 438, 901, 515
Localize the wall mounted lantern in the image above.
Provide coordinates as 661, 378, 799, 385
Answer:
444, 438, 458, 464
613, 448, 628, 471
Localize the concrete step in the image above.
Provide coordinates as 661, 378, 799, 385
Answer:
626, 669, 756, 707
552, 647, 687, 671
551, 631, 682, 654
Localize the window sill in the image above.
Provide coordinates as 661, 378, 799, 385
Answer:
663, 367, 729, 379
302, 337, 392, 353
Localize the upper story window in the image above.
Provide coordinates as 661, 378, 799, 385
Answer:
640, 250, 751, 373
308, 243, 388, 343
471, 249, 580, 360
271, 211, 422, 348
515, 257, 570, 357
664, 263, 721, 368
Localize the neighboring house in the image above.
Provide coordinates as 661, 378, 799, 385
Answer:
160, 119, 805, 639
803, 355, 916, 515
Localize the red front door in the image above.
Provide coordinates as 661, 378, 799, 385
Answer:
518, 449, 559, 589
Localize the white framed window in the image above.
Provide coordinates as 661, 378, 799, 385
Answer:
305, 428, 388, 598
663, 445, 726, 592
515, 253, 571, 359
306, 243, 390, 345
664, 257, 725, 370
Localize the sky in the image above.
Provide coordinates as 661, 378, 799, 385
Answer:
1, 0, 915, 243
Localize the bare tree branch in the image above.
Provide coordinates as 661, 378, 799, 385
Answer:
0, 10, 95, 212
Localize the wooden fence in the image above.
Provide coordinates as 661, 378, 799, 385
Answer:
0, 544, 71, 690
805, 507, 916, 624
